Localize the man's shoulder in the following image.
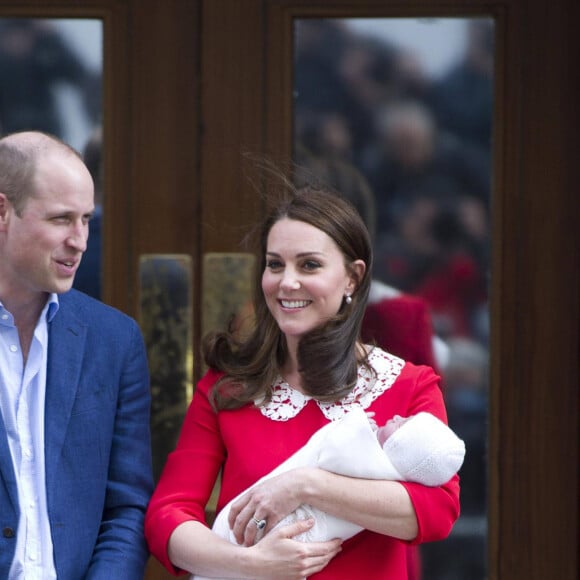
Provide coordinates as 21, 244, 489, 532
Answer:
58, 289, 138, 328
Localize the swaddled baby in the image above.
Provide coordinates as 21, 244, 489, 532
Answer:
192, 408, 465, 580
374, 412, 465, 486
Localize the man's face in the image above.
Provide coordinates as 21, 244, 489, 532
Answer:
0, 152, 95, 302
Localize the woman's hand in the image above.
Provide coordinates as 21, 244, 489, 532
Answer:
228, 468, 309, 546
246, 518, 342, 579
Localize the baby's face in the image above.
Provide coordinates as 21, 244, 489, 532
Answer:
384, 415, 408, 437
377, 414, 411, 446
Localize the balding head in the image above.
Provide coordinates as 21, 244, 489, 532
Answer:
0, 131, 83, 216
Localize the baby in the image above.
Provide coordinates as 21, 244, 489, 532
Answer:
373, 412, 463, 485
192, 408, 465, 580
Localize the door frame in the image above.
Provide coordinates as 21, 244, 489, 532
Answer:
0, 1, 577, 578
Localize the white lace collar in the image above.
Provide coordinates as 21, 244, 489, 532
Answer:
258, 347, 405, 422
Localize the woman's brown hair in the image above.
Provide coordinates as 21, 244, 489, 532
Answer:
204, 181, 373, 410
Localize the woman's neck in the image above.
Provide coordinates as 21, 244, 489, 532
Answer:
280, 345, 305, 392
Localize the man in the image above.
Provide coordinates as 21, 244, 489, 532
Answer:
0, 131, 153, 578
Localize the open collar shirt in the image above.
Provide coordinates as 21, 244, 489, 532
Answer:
0, 294, 59, 580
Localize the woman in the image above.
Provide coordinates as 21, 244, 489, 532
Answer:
144, 185, 460, 579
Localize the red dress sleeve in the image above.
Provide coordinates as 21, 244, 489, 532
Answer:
144, 368, 225, 573
389, 364, 460, 544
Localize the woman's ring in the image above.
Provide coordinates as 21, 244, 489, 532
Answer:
252, 516, 267, 530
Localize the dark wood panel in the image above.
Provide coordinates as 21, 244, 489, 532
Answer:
491, 0, 579, 577
199, 0, 265, 255
102, 0, 132, 313
126, 0, 201, 311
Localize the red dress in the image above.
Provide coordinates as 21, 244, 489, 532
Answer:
145, 348, 460, 579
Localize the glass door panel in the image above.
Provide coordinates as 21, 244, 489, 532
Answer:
293, 17, 494, 579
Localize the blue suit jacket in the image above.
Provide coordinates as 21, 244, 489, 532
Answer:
0, 290, 153, 579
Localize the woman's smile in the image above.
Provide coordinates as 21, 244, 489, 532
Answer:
278, 299, 312, 309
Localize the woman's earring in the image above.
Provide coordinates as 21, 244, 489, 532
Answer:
345, 294, 353, 305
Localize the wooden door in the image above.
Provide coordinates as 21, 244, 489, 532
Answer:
0, 1, 576, 579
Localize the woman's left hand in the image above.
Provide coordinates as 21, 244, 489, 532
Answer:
228, 467, 310, 546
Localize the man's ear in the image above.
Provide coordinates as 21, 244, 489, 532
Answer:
0, 193, 10, 227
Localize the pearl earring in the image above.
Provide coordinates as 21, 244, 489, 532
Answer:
345, 294, 352, 305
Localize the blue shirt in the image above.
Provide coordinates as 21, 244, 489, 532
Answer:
0, 295, 59, 580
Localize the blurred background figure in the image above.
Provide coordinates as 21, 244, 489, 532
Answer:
0, 18, 100, 139
430, 19, 495, 154
365, 100, 490, 232
442, 337, 488, 516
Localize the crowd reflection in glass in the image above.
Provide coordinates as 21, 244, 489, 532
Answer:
293, 18, 493, 579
